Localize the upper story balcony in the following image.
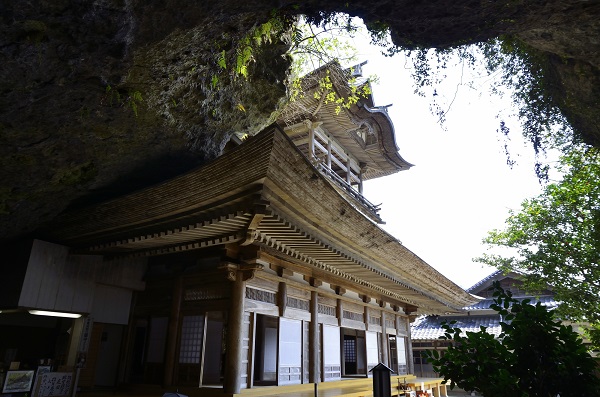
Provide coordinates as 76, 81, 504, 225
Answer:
276, 62, 413, 224
283, 119, 384, 221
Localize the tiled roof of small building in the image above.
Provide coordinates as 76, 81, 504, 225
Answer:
466, 270, 503, 293
463, 296, 559, 311
411, 297, 559, 341
411, 315, 503, 341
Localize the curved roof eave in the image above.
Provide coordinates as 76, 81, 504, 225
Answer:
290, 62, 413, 178
357, 102, 414, 172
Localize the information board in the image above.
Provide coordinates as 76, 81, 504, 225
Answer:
32, 372, 73, 397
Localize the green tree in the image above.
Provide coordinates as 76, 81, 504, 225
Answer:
477, 145, 600, 345
426, 282, 600, 397
287, 14, 362, 76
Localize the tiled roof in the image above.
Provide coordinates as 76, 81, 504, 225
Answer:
411, 315, 503, 341
411, 296, 559, 341
463, 296, 559, 311
466, 270, 503, 293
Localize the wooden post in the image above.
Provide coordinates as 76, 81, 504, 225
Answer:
346, 157, 352, 184
221, 260, 263, 394
199, 315, 208, 386
406, 317, 415, 375
163, 275, 183, 386
380, 310, 389, 366
247, 312, 257, 388
309, 290, 319, 383
224, 267, 246, 394
308, 126, 315, 160
358, 165, 364, 194
304, 276, 322, 384
278, 282, 287, 317
66, 316, 85, 367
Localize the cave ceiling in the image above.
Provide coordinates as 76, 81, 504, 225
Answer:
1, 0, 599, 241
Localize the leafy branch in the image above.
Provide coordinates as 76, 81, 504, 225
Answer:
425, 282, 600, 396
476, 145, 600, 347
284, 14, 376, 116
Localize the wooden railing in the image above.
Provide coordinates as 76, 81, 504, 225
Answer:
315, 162, 381, 219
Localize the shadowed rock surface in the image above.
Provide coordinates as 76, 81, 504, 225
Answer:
1, 0, 599, 241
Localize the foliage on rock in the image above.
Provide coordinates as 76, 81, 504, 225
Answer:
426, 282, 600, 397
2, 0, 600, 242
130, 12, 290, 153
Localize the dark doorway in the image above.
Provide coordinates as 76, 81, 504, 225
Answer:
342, 329, 366, 376
253, 315, 278, 385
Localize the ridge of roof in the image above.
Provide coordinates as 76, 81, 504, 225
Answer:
466, 269, 503, 292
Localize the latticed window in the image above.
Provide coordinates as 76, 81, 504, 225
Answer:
318, 304, 336, 316
178, 315, 204, 363
343, 310, 363, 321
287, 296, 310, 311
246, 287, 277, 304
344, 338, 356, 362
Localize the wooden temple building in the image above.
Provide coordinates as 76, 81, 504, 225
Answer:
0, 64, 477, 396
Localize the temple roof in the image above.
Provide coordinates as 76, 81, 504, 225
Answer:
412, 272, 558, 340
277, 62, 412, 180
412, 315, 504, 340
43, 126, 476, 314
412, 295, 559, 341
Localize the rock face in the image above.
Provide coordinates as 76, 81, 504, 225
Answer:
1, 0, 600, 241
0, 1, 289, 239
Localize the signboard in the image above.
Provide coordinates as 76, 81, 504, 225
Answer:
78, 317, 93, 353
32, 372, 73, 397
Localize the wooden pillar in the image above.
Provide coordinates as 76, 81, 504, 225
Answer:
163, 275, 183, 386
380, 308, 389, 366
304, 276, 322, 384
358, 164, 365, 194
224, 267, 246, 394
66, 316, 86, 367
327, 140, 332, 168
247, 313, 257, 388
309, 290, 319, 383
278, 282, 287, 317
308, 127, 315, 159
406, 317, 415, 375
346, 157, 352, 184
222, 262, 263, 394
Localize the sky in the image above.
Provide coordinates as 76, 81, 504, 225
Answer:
347, 35, 548, 289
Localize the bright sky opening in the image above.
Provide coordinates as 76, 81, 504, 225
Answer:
342, 28, 549, 289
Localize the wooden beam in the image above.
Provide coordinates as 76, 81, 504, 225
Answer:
303, 275, 323, 287
331, 285, 346, 296
270, 264, 294, 278
257, 249, 424, 313
278, 282, 287, 317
